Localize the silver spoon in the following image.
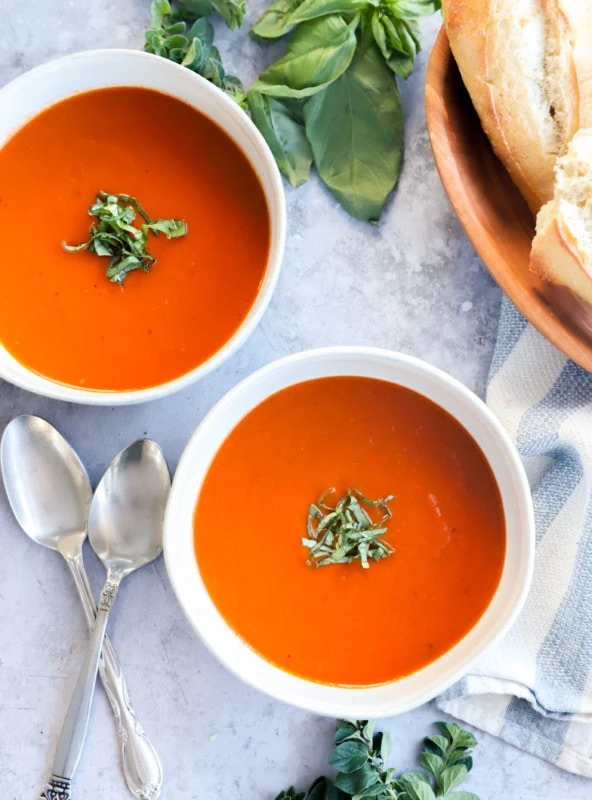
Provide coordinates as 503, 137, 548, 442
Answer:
0, 416, 164, 800
36, 437, 170, 800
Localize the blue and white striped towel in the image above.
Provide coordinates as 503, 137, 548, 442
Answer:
437, 296, 592, 778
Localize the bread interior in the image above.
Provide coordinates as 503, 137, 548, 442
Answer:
540, 129, 592, 266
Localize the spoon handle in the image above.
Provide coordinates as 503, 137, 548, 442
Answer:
40, 579, 116, 799
66, 554, 162, 799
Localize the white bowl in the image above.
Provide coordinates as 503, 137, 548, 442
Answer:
0, 50, 285, 405
165, 347, 535, 718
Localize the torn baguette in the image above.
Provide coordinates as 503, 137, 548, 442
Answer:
530, 129, 592, 305
442, 0, 592, 214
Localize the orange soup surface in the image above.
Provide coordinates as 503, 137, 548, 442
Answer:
194, 377, 506, 686
0, 87, 270, 390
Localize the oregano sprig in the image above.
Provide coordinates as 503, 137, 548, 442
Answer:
275, 720, 480, 800
145, 0, 246, 107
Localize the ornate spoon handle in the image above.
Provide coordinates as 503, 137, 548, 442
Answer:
65, 552, 163, 799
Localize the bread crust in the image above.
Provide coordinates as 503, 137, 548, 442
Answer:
442, 0, 592, 214
556, 1, 592, 129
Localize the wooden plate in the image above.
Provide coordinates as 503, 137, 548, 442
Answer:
425, 26, 592, 371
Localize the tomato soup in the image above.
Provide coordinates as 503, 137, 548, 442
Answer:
0, 87, 270, 390
194, 377, 506, 686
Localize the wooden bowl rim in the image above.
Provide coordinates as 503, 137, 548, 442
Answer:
425, 26, 592, 372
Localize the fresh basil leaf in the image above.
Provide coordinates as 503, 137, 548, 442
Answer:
147, 219, 188, 237
403, 782, 436, 800
212, 0, 246, 29
370, 13, 419, 79
288, 0, 372, 29
106, 254, 144, 282
304, 39, 404, 221
334, 764, 379, 795
439, 765, 468, 795
329, 741, 369, 773
389, 0, 441, 17
248, 92, 313, 187
251, 0, 305, 40
252, 14, 359, 98
93, 239, 114, 257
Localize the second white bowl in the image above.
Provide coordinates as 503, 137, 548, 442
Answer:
165, 347, 535, 718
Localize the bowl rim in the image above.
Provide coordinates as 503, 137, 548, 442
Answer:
0, 48, 285, 405
164, 346, 535, 717
425, 26, 592, 373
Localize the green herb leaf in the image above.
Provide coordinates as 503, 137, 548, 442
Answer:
399, 771, 431, 785
145, 0, 245, 106
419, 753, 444, 778
329, 741, 369, 773
151, 0, 172, 26
434, 723, 477, 752
375, 731, 391, 762
212, 0, 246, 29
289, 0, 373, 27
418, 722, 478, 796
251, 0, 305, 40
275, 720, 479, 800
445, 794, 480, 800
253, 0, 370, 39
304, 37, 403, 221
303, 488, 394, 568
252, 14, 359, 98
403, 782, 437, 800
307, 777, 348, 800
439, 766, 468, 796
335, 721, 363, 744
276, 788, 306, 800
248, 92, 313, 186
334, 764, 380, 795
63, 192, 187, 286
423, 736, 450, 756
174, 0, 214, 18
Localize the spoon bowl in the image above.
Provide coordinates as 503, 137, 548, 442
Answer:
89, 439, 170, 577
1, 415, 91, 554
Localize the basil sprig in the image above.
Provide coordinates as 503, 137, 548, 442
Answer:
63, 192, 187, 286
276, 720, 480, 800
249, 0, 442, 220
145, 0, 246, 107
303, 488, 394, 569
